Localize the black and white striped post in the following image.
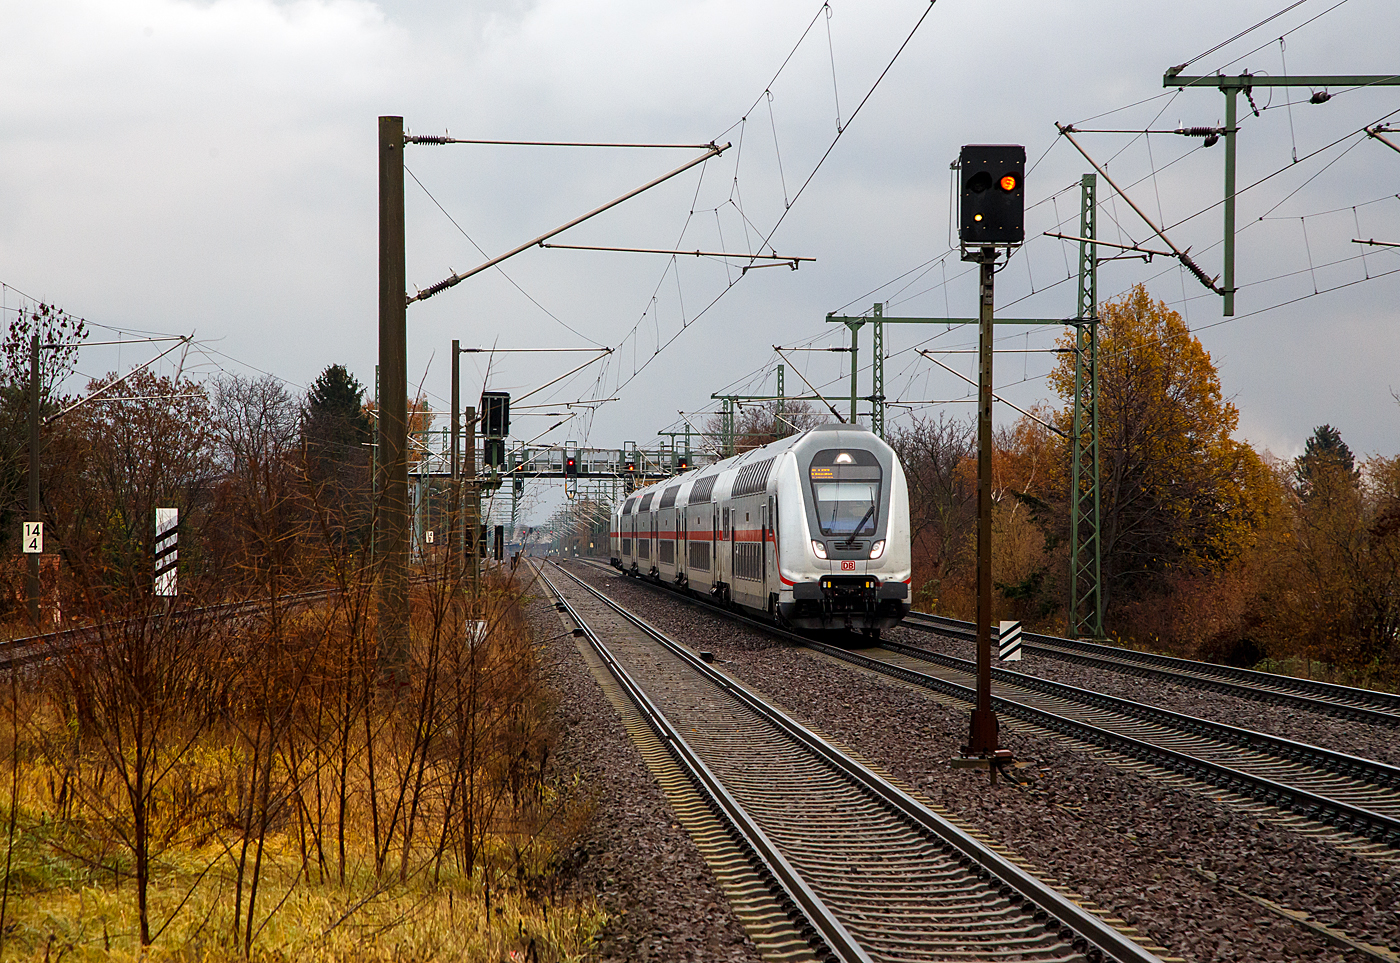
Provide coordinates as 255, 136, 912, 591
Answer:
997, 620, 1023, 661
155, 508, 178, 597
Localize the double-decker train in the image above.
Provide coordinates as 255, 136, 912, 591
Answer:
610, 423, 910, 635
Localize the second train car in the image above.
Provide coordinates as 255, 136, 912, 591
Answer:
610, 423, 910, 635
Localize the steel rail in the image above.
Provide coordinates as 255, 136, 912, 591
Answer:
573, 560, 1400, 846
0, 585, 359, 669
551, 561, 1165, 963
903, 611, 1400, 724
880, 638, 1400, 793
797, 633, 1400, 847
534, 562, 870, 963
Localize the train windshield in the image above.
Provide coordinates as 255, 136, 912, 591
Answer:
812, 481, 880, 535
808, 449, 882, 537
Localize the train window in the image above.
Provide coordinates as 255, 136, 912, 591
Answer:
811, 481, 880, 536
808, 449, 882, 537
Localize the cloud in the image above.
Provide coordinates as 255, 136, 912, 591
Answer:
0, 0, 1396, 502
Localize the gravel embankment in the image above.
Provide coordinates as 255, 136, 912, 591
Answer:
564, 561, 1400, 963
524, 580, 763, 963
888, 625, 1400, 769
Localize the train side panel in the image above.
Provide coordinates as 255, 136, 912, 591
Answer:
613, 423, 910, 632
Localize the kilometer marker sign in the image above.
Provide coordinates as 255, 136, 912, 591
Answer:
22, 522, 42, 554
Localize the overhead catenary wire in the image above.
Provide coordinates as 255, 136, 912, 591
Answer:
1169, 0, 1315, 76
596, 0, 945, 413
1194, 0, 1354, 81
407, 142, 728, 304
749, 0, 944, 260
1057, 124, 1224, 295
405, 166, 605, 347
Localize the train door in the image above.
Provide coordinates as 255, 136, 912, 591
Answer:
768, 495, 778, 571
677, 507, 685, 577
761, 502, 769, 584
713, 505, 723, 585
724, 506, 733, 582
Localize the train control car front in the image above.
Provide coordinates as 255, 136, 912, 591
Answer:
775, 423, 911, 634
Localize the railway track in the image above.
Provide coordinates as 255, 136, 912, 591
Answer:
903, 611, 1400, 727
840, 639, 1400, 848
536, 560, 1164, 963
572, 559, 1400, 853
0, 586, 351, 670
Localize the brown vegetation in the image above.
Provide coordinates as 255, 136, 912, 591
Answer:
0, 333, 602, 959
895, 285, 1400, 686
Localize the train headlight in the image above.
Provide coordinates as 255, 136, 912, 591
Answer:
811, 540, 828, 559
869, 540, 886, 559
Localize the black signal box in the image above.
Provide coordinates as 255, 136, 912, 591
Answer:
958, 145, 1025, 245
484, 437, 505, 468
480, 391, 510, 438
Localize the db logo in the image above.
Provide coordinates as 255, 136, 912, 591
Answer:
840, 560, 857, 571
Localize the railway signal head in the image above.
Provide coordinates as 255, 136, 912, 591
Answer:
480, 391, 510, 438
565, 455, 577, 476
958, 144, 1025, 246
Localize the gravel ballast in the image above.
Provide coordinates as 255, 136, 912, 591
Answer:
564, 561, 1400, 963
888, 625, 1400, 769
524, 577, 763, 963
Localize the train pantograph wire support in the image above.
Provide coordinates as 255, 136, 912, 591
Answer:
1069, 173, 1103, 641
378, 115, 731, 658
1162, 70, 1400, 316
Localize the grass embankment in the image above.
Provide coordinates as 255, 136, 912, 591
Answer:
0, 575, 603, 961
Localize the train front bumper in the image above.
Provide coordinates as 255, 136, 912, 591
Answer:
779, 576, 909, 631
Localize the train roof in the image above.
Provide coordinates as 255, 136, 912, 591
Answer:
618, 422, 885, 510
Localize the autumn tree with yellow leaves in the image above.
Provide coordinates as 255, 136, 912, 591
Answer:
893, 283, 1396, 677
1046, 284, 1273, 629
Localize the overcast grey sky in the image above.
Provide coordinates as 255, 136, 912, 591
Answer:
3, 0, 1398, 522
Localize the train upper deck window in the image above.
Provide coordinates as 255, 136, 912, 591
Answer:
808, 449, 881, 537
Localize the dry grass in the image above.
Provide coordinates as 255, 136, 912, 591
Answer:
0, 570, 604, 962
0, 836, 602, 961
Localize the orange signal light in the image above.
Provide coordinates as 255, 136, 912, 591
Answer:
1000, 174, 1017, 191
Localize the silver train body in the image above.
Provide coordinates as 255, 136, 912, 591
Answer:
610, 423, 911, 633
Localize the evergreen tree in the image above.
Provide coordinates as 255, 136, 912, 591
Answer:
302, 365, 372, 546
304, 364, 371, 461
1295, 423, 1357, 496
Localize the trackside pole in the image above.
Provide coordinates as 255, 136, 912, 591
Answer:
968, 247, 999, 758
378, 115, 410, 674
27, 333, 40, 626
949, 248, 1016, 782
951, 144, 1023, 783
